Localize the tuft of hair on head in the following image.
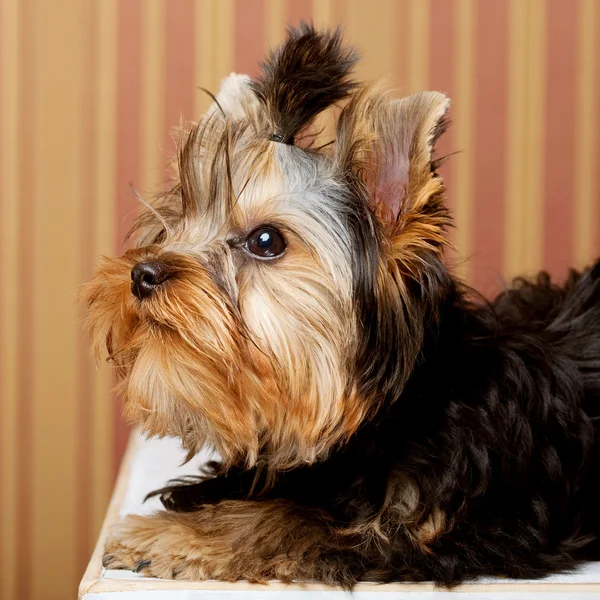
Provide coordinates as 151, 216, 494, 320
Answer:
250, 22, 359, 145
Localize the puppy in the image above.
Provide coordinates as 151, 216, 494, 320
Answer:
83, 24, 600, 586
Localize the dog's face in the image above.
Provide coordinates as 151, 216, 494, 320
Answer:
83, 26, 450, 469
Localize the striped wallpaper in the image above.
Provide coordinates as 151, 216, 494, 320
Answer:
1, 1, 599, 598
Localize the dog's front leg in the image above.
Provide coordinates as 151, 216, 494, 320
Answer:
149, 464, 261, 512
102, 499, 368, 585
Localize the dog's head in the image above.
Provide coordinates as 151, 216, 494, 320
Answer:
83, 24, 451, 469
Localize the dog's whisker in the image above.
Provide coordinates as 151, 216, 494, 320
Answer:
130, 184, 174, 241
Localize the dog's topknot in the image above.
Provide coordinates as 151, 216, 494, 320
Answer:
250, 22, 359, 145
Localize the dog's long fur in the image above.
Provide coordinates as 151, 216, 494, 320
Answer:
85, 24, 600, 587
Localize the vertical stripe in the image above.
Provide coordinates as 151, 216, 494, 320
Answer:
574, 0, 597, 269
214, 0, 235, 88
92, 0, 118, 545
0, 0, 20, 596
596, 2, 600, 258
341, 1, 358, 63
195, 0, 216, 116
15, 0, 36, 596
392, 0, 411, 94
287, 0, 312, 26
234, 0, 265, 76
472, 0, 508, 295
0, 5, 4, 586
407, 0, 430, 93
346, 0, 395, 81
504, 0, 529, 282
429, 0, 455, 96
332, 0, 347, 24
165, 0, 195, 159
543, 0, 578, 278
266, 0, 285, 49
452, 0, 476, 281
141, 0, 167, 197
428, 0, 457, 259
30, 0, 83, 595
523, 0, 546, 277
115, 0, 142, 471
76, 0, 96, 580
116, 0, 143, 246
312, 0, 333, 29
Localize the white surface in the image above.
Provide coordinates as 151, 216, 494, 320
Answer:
84, 593, 600, 600
84, 433, 600, 598
119, 435, 215, 518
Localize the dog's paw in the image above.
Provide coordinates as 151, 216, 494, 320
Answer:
102, 513, 212, 580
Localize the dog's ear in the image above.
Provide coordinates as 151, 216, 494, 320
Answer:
250, 23, 358, 145
207, 73, 261, 121
340, 90, 451, 407
336, 88, 450, 248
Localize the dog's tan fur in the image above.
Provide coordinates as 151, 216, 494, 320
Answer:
103, 502, 359, 582
83, 26, 454, 583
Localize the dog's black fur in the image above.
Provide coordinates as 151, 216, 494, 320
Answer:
92, 22, 600, 588
150, 261, 600, 585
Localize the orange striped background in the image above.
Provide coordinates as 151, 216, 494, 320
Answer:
1, 1, 599, 598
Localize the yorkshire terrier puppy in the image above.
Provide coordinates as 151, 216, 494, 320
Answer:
84, 25, 600, 586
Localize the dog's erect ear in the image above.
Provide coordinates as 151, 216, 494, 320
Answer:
207, 73, 261, 121
250, 23, 358, 145
340, 90, 451, 408
336, 88, 450, 235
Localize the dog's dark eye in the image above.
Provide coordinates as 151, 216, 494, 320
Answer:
245, 226, 286, 259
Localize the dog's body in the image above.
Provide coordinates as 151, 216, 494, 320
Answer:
150, 267, 600, 585
85, 25, 600, 586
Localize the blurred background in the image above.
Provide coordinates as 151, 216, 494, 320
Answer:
1, 0, 599, 598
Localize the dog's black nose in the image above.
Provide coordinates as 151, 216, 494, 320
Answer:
131, 261, 170, 299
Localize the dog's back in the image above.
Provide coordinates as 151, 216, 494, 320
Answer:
493, 262, 600, 412
493, 263, 600, 559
